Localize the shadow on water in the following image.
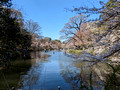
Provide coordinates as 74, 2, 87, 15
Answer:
0, 51, 120, 90
60, 53, 120, 90
0, 51, 50, 90
0, 60, 32, 90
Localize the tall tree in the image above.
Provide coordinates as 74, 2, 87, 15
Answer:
25, 19, 41, 37
0, 1, 32, 65
60, 14, 92, 49
71, 0, 120, 59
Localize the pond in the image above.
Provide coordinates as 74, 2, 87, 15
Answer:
0, 51, 120, 90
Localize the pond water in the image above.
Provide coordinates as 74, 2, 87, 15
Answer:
0, 51, 119, 90
19, 51, 104, 90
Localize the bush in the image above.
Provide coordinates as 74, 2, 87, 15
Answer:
69, 50, 81, 55
89, 49, 95, 55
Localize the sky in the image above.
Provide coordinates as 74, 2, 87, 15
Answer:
12, 0, 108, 40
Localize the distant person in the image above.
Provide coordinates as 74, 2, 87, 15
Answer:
53, 50, 55, 54
44, 49, 47, 52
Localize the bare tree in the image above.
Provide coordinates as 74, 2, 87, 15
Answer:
60, 14, 92, 49
25, 19, 41, 37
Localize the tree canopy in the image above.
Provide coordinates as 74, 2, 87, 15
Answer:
0, 0, 32, 65
71, 0, 120, 59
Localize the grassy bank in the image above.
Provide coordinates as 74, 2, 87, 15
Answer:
68, 49, 83, 55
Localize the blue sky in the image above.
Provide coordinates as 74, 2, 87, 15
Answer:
12, 0, 108, 40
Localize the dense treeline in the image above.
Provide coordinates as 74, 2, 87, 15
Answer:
0, 0, 62, 67
31, 36, 62, 51
0, 0, 32, 66
61, 0, 120, 61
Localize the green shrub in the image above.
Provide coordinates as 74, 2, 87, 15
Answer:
102, 48, 109, 53
69, 50, 81, 55
89, 49, 95, 55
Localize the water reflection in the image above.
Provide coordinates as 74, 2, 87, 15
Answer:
20, 51, 71, 90
20, 52, 50, 90
30, 51, 50, 60
1, 51, 120, 90
59, 58, 103, 89
21, 63, 42, 90
0, 60, 32, 89
60, 53, 120, 90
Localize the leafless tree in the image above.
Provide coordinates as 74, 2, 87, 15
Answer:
25, 19, 41, 37
60, 14, 93, 49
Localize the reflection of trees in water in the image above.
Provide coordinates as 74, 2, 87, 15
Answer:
75, 62, 105, 89
30, 52, 50, 60
30, 52, 42, 59
94, 62, 120, 90
20, 61, 43, 90
59, 60, 105, 90
60, 58, 120, 90
59, 59, 81, 89
60, 65, 81, 89
20, 52, 50, 90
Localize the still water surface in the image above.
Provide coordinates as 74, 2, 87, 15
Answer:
1, 51, 110, 90
20, 51, 103, 90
